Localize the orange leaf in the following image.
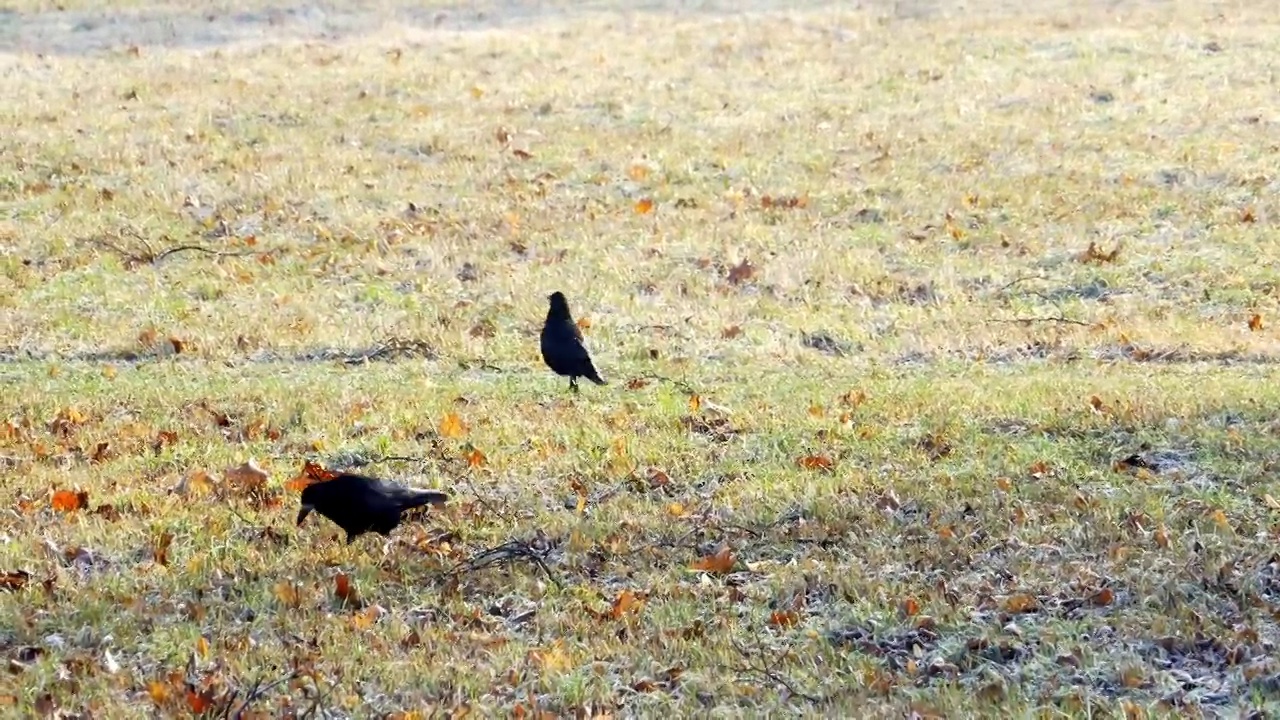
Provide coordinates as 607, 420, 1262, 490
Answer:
840, 389, 867, 407
576, 317, 592, 331
438, 412, 468, 439
610, 590, 644, 620
225, 459, 269, 493
807, 404, 825, 418
627, 163, 650, 181
146, 682, 169, 707
465, 446, 487, 468
666, 502, 687, 517
690, 545, 735, 574
768, 610, 800, 628
625, 377, 651, 390
1002, 593, 1039, 614
688, 394, 702, 412
1249, 313, 1263, 332
273, 581, 302, 608
1154, 524, 1170, 548
287, 460, 336, 491
1088, 588, 1114, 607
1028, 460, 1050, 478
634, 198, 655, 214
721, 325, 743, 339
335, 572, 361, 605
51, 489, 89, 512
1088, 395, 1107, 414
797, 454, 833, 471
186, 689, 214, 713
902, 597, 920, 617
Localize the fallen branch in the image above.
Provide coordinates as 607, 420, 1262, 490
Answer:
990, 316, 1092, 327
450, 540, 561, 589
84, 232, 260, 267
731, 638, 825, 704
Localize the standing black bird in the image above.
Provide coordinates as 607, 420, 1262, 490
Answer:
540, 291, 607, 392
296, 473, 449, 544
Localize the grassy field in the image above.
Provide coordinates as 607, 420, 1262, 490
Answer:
4, 0, 1280, 716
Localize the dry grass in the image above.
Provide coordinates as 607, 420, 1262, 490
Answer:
4, 0, 1280, 716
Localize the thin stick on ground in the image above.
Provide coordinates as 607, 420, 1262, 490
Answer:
450, 539, 562, 589
731, 638, 825, 705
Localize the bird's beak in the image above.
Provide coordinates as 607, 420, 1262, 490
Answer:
296, 504, 314, 526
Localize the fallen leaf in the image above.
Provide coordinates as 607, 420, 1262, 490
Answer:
840, 389, 867, 407
666, 502, 687, 517
1028, 460, 1051, 478
186, 689, 214, 713
1002, 593, 1039, 614
225, 459, 269, 493
634, 198, 655, 214
335, 573, 362, 607
688, 394, 701, 412
625, 377, 652, 390
51, 489, 89, 512
153, 430, 179, 452
1089, 395, 1107, 414
768, 610, 800, 628
1087, 588, 1114, 606
1153, 524, 1170, 548
1078, 241, 1120, 264
287, 460, 336, 491
760, 194, 807, 209
147, 680, 171, 705
797, 454, 834, 471
610, 590, 644, 620
273, 581, 302, 608
438, 412, 468, 439
511, 148, 533, 160
464, 446, 487, 468
807, 404, 825, 418
0, 570, 30, 592
726, 259, 755, 285
690, 545, 735, 574
1249, 313, 1263, 332
721, 325, 743, 339
152, 532, 174, 566
902, 597, 920, 617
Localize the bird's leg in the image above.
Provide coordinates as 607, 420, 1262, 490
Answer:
570, 376, 580, 393
346, 532, 359, 545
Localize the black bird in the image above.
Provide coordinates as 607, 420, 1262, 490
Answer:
296, 473, 448, 544
540, 291, 607, 392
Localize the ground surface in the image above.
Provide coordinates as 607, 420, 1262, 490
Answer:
4, 0, 1280, 716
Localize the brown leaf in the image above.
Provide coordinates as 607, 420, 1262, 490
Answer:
688, 394, 701, 412
335, 572, 363, 608
797, 454, 834, 471
761, 194, 807, 209
839, 389, 867, 407
902, 597, 920, 617
807, 404, 825, 418
1002, 593, 1040, 614
634, 198, 655, 214
287, 460, 337, 491
1078, 241, 1120, 264
225, 459, 269, 494
1028, 460, 1051, 478
768, 610, 800, 628
152, 532, 174, 566
273, 581, 302, 608
153, 430, 179, 452
511, 148, 533, 160
721, 325, 743, 339
51, 489, 89, 512
0, 570, 30, 592
625, 377, 652, 390
1087, 587, 1114, 607
1249, 313, 1263, 332
186, 689, 215, 713
726, 259, 755, 285
690, 545, 735, 574
465, 446, 487, 468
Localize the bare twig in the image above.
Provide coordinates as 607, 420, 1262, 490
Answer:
451, 540, 561, 589
636, 373, 697, 395
995, 275, 1043, 294
990, 316, 1092, 327
152, 244, 259, 264
731, 639, 825, 704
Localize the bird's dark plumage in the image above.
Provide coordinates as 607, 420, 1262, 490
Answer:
296, 473, 448, 544
540, 291, 607, 392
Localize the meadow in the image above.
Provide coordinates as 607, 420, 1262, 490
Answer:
3, 0, 1280, 716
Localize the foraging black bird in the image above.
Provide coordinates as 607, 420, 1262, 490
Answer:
540, 291, 607, 392
296, 473, 448, 544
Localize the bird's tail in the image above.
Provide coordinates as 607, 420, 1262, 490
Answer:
589, 373, 608, 386
399, 489, 450, 511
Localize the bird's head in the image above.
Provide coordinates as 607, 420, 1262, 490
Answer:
547, 291, 571, 318
296, 482, 320, 526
